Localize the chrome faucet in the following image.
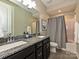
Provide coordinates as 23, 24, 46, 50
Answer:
7, 33, 12, 43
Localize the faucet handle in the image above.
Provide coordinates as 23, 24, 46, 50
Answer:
7, 33, 12, 43
9, 33, 12, 36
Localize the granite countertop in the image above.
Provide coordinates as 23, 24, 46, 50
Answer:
0, 35, 49, 59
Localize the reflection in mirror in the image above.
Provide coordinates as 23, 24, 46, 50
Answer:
0, 0, 39, 38
17, 0, 22, 2
31, 19, 40, 35
26, 26, 31, 34
0, 1, 14, 37
31, 21, 36, 34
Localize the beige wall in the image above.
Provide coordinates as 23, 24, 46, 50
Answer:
75, 0, 79, 22
0, 0, 36, 36
31, 21, 36, 33
65, 15, 75, 42
75, 0, 79, 59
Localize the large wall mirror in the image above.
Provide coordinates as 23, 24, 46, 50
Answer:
0, 0, 39, 37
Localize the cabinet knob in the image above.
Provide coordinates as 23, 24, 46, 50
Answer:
38, 52, 42, 56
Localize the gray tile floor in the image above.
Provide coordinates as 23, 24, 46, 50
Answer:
49, 49, 78, 59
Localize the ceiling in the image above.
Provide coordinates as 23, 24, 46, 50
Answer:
41, 0, 77, 16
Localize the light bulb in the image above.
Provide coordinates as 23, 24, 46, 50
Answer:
16, 0, 22, 2
58, 10, 62, 12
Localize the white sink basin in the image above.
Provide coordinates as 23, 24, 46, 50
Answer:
38, 36, 45, 38
0, 41, 27, 53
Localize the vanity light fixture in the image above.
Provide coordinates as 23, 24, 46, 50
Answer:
46, 0, 52, 3
28, 1, 36, 8
23, 0, 29, 6
16, 0, 22, 2
23, 0, 36, 8
58, 10, 62, 12
10, 0, 36, 9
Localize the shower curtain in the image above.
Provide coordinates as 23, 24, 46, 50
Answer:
48, 16, 67, 48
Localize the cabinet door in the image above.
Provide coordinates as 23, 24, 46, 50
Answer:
43, 38, 50, 59
36, 47, 42, 59
43, 44, 47, 59
4, 45, 35, 59
47, 42, 50, 58
5, 50, 24, 59
25, 53, 35, 59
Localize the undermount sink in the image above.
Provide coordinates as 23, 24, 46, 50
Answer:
0, 41, 27, 53
37, 36, 45, 38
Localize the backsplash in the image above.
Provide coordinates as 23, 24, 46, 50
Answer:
0, 35, 25, 45
0, 33, 39, 45
0, 38, 7, 45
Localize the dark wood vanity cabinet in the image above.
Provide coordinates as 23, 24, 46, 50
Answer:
36, 47, 42, 59
35, 42, 43, 59
25, 52, 35, 59
35, 37, 50, 59
4, 37, 50, 59
4, 50, 25, 59
43, 38, 50, 59
4, 45, 35, 59
24, 45, 35, 59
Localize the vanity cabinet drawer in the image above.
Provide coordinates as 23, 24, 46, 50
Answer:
25, 45, 35, 56
25, 52, 35, 59
43, 37, 50, 59
36, 47, 43, 59
36, 42, 42, 49
4, 49, 25, 59
43, 38, 50, 44
4, 45, 35, 59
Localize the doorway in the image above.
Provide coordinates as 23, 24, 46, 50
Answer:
64, 14, 77, 54
65, 14, 76, 43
